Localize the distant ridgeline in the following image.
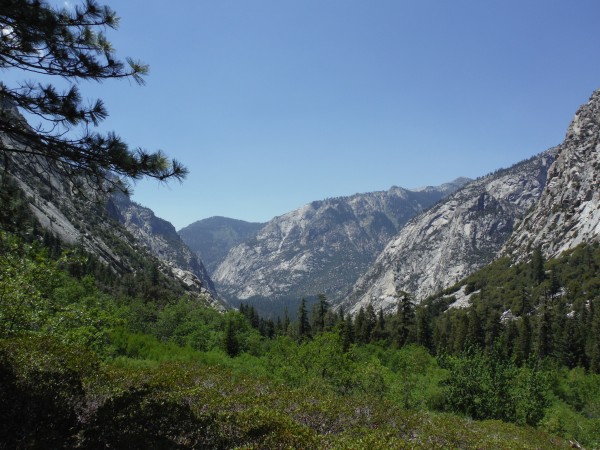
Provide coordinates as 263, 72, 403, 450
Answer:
209, 179, 470, 309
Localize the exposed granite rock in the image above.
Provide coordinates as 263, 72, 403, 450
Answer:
108, 192, 219, 300
505, 89, 600, 259
212, 179, 469, 304
0, 105, 225, 310
340, 150, 556, 314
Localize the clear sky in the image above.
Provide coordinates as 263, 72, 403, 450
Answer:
54, 1, 600, 228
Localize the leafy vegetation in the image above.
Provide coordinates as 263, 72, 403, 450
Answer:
1, 177, 599, 448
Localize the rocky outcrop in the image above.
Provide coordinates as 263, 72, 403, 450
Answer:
505, 89, 600, 258
0, 105, 224, 310
340, 151, 556, 314
212, 179, 469, 303
179, 217, 265, 275
108, 192, 219, 299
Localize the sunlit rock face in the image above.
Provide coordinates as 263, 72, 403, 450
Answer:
109, 192, 219, 301
340, 149, 556, 315
212, 179, 469, 304
505, 89, 600, 260
0, 103, 224, 309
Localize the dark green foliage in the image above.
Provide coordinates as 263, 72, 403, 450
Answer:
414, 305, 433, 351
224, 319, 240, 357
0, 173, 35, 234
394, 293, 415, 347
531, 246, 546, 284
297, 298, 311, 340
82, 387, 222, 449
425, 242, 600, 372
311, 293, 330, 334
442, 348, 550, 425
0, 337, 96, 449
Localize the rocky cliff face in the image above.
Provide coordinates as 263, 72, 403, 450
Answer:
340, 151, 556, 314
505, 89, 600, 258
0, 106, 223, 309
108, 193, 218, 298
179, 217, 265, 275
212, 179, 469, 303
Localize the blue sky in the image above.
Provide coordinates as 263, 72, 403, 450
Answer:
42, 2, 600, 228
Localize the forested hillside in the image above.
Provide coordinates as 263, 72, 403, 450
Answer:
1, 187, 598, 447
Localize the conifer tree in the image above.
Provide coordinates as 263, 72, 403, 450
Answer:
395, 293, 415, 347
282, 307, 291, 336
340, 316, 354, 352
354, 307, 367, 344
451, 311, 469, 354
415, 305, 433, 351
466, 305, 485, 349
0, 0, 187, 192
297, 298, 310, 340
514, 315, 531, 365
224, 319, 239, 357
531, 246, 545, 285
364, 304, 377, 343
311, 294, 329, 334
371, 307, 387, 342
535, 299, 553, 360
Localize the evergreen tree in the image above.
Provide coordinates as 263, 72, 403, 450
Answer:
517, 286, 531, 316
483, 307, 502, 349
415, 305, 433, 351
531, 246, 545, 285
311, 294, 329, 334
340, 316, 354, 352
0, 0, 187, 192
364, 304, 377, 343
514, 315, 531, 365
275, 316, 283, 336
451, 311, 469, 354
249, 306, 260, 329
560, 315, 583, 369
548, 270, 561, 297
297, 298, 311, 341
371, 308, 388, 342
433, 314, 451, 354
282, 307, 291, 336
395, 294, 415, 347
535, 299, 553, 360
224, 319, 239, 357
466, 305, 485, 349
354, 307, 367, 344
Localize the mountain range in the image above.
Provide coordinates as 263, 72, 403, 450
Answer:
181, 89, 600, 315
207, 179, 469, 305
338, 149, 556, 314
3, 88, 600, 318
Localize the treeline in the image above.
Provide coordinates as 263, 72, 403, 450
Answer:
237, 244, 600, 375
